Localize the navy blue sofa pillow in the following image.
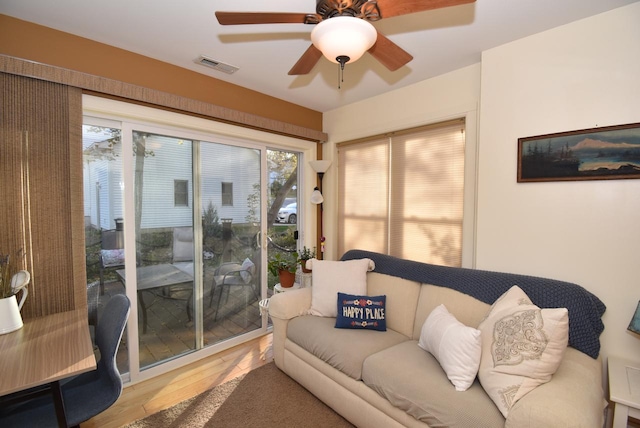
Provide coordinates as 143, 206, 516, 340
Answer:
335, 292, 386, 331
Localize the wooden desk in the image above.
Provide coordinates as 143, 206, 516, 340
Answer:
117, 264, 193, 333
0, 309, 96, 426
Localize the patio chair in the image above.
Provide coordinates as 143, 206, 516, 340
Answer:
0, 294, 131, 427
171, 226, 195, 320
99, 229, 125, 295
211, 258, 258, 320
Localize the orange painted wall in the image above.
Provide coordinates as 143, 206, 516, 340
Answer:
0, 14, 323, 131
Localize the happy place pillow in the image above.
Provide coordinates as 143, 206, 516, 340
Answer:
335, 292, 386, 331
418, 304, 482, 392
477, 285, 569, 417
309, 258, 375, 317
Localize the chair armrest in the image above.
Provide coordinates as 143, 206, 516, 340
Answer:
506, 347, 605, 428
269, 288, 312, 320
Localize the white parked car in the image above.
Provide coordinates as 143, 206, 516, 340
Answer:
277, 202, 297, 224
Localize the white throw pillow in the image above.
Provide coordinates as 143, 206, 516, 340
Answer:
309, 258, 374, 317
477, 285, 569, 417
418, 304, 482, 392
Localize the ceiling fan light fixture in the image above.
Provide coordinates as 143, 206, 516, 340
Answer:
311, 16, 377, 65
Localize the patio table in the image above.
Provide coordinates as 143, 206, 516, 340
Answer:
117, 264, 193, 333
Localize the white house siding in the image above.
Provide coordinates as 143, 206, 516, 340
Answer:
84, 133, 261, 232
200, 141, 261, 225
83, 146, 124, 231
138, 134, 193, 229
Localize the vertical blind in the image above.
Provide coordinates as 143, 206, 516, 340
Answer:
337, 119, 465, 266
0, 73, 84, 317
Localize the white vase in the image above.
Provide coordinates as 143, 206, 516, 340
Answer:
0, 290, 27, 335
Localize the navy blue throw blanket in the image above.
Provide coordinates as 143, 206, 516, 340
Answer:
341, 250, 606, 359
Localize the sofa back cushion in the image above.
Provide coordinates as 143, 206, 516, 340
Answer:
367, 272, 420, 338
413, 284, 490, 339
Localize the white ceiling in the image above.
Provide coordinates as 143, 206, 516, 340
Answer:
1, 0, 637, 113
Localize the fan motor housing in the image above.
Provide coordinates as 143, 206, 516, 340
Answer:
316, 0, 380, 20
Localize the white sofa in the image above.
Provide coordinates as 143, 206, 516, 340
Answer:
269, 250, 607, 428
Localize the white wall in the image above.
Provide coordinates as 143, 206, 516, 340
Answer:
323, 2, 640, 363
477, 2, 640, 363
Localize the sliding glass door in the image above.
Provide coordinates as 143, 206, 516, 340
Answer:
83, 117, 273, 376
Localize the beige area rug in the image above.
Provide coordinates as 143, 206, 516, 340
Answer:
125, 362, 354, 428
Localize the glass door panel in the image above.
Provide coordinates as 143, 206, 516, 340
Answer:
132, 131, 196, 369
200, 141, 262, 346
82, 122, 129, 376
266, 150, 299, 291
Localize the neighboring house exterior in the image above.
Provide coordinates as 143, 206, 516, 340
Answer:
83, 130, 260, 231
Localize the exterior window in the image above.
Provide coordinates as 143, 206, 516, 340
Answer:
337, 119, 465, 267
174, 180, 189, 206
221, 182, 233, 206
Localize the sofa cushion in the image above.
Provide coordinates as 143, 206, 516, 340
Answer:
367, 272, 421, 338
362, 340, 504, 428
309, 258, 374, 317
478, 285, 569, 418
335, 292, 386, 331
287, 315, 408, 380
413, 284, 491, 339
418, 304, 482, 392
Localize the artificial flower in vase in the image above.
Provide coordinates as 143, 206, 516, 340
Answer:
0, 252, 30, 334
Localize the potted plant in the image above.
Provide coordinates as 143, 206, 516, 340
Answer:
295, 246, 316, 273
268, 252, 297, 288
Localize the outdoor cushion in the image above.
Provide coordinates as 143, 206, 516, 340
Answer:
287, 315, 407, 380
101, 249, 124, 267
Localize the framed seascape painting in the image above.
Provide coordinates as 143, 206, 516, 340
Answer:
517, 122, 640, 182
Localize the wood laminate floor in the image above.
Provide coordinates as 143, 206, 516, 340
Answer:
81, 334, 273, 428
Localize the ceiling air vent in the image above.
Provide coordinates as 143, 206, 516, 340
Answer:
194, 55, 239, 74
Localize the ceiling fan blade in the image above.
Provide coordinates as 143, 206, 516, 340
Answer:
288, 44, 323, 75
368, 32, 413, 71
215, 11, 311, 25
375, 0, 476, 19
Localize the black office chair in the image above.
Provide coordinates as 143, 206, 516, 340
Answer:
0, 294, 130, 427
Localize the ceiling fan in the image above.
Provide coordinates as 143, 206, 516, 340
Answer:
215, 0, 476, 76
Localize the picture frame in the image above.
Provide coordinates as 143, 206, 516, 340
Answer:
517, 122, 640, 182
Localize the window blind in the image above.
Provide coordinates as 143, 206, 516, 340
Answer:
337, 119, 465, 266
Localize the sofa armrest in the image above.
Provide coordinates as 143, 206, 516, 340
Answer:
269, 287, 312, 320
269, 287, 312, 369
506, 347, 605, 428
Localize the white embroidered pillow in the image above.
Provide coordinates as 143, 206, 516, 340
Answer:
477, 285, 569, 417
418, 304, 482, 391
309, 258, 374, 317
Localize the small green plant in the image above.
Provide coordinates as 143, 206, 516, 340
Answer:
295, 246, 316, 262
267, 252, 297, 276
